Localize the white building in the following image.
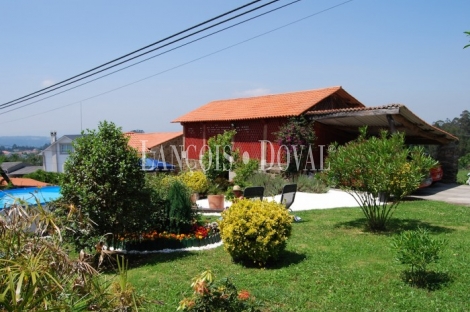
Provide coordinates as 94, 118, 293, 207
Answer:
42, 132, 81, 173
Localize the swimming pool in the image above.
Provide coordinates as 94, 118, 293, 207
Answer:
0, 186, 62, 209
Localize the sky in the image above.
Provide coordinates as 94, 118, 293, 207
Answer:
0, 0, 469, 137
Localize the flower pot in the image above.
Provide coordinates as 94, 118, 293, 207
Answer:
190, 192, 200, 204
207, 194, 225, 209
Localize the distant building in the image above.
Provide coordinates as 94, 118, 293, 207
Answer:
42, 133, 82, 173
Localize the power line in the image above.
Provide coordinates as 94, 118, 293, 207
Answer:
0, 0, 264, 108
0, 0, 281, 110
0, 0, 300, 115
0, 0, 354, 124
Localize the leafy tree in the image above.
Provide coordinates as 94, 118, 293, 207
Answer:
60, 121, 150, 248
24, 169, 62, 184
275, 115, 316, 175
201, 130, 238, 182
326, 127, 436, 231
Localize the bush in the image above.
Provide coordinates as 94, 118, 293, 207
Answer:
296, 174, 329, 193
179, 170, 209, 194
220, 199, 293, 266
233, 159, 260, 188
23, 169, 63, 184
392, 227, 446, 286
168, 179, 195, 234
246, 172, 285, 197
326, 127, 437, 231
178, 270, 261, 312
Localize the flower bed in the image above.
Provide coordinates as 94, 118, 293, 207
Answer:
111, 222, 221, 252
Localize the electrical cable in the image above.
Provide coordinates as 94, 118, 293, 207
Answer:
0, 0, 300, 114
0, 0, 280, 110
0, 0, 354, 124
0, 0, 264, 108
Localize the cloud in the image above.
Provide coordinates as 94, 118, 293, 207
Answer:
234, 88, 271, 98
41, 79, 55, 87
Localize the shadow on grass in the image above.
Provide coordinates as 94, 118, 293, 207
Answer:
233, 250, 307, 269
334, 218, 454, 235
401, 270, 453, 291
124, 251, 197, 269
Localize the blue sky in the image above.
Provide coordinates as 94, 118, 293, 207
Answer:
0, 0, 469, 136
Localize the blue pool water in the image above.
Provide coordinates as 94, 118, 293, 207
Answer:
0, 186, 62, 209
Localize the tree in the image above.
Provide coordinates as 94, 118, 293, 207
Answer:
326, 127, 436, 231
201, 130, 238, 182
61, 121, 150, 247
275, 115, 316, 175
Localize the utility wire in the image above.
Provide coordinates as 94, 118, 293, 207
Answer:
0, 0, 263, 108
0, 0, 354, 124
0, 0, 280, 110
0, 0, 299, 114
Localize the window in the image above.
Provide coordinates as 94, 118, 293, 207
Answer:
60, 143, 73, 154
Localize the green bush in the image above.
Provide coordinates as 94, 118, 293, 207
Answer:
24, 169, 63, 184
220, 199, 293, 266
168, 179, 194, 234
246, 172, 285, 196
296, 174, 328, 193
178, 270, 261, 311
233, 158, 260, 188
392, 227, 446, 286
326, 127, 437, 231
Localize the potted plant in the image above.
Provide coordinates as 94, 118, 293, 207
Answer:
207, 182, 226, 210
179, 170, 209, 203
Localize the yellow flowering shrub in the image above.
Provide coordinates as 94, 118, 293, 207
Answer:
220, 199, 293, 266
179, 171, 209, 194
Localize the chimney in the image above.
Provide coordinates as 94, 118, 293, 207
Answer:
50, 131, 57, 144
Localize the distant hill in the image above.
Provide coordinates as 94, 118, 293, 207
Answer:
0, 136, 50, 148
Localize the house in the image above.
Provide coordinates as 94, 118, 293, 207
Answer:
125, 131, 183, 168
0, 161, 42, 177
0, 177, 49, 188
42, 132, 82, 173
172, 86, 459, 181
41, 131, 183, 173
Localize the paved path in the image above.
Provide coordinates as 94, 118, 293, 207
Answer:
408, 182, 470, 206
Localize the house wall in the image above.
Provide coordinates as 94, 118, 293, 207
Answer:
147, 136, 184, 169
43, 137, 74, 173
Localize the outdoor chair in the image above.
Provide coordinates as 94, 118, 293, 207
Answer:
243, 186, 264, 201
279, 184, 301, 222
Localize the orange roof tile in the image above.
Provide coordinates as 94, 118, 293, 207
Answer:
125, 132, 183, 151
0, 178, 49, 187
172, 86, 364, 123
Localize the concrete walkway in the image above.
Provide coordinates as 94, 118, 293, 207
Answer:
408, 182, 470, 206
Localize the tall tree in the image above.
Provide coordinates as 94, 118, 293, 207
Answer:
61, 121, 150, 246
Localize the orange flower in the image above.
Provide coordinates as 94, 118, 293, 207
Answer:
193, 281, 208, 295
238, 290, 251, 300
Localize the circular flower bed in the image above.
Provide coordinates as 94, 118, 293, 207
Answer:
111, 222, 221, 252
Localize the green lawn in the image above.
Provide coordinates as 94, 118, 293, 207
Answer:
126, 200, 470, 311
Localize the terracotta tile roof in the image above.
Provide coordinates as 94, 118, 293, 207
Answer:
0, 178, 49, 187
172, 86, 364, 123
125, 132, 183, 151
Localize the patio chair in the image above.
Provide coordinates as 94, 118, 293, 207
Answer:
279, 184, 301, 222
243, 186, 264, 201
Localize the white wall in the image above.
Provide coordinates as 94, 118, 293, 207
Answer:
42, 137, 74, 173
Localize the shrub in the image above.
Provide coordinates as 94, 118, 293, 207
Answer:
179, 170, 209, 194
168, 179, 194, 234
246, 172, 285, 196
24, 169, 63, 184
326, 127, 437, 231
233, 158, 260, 188
220, 199, 293, 266
274, 115, 316, 175
392, 227, 446, 286
296, 174, 329, 193
178, 270, 261, 312
202, 130, 239, 181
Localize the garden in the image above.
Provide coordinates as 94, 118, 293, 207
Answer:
1, 119, 469, 311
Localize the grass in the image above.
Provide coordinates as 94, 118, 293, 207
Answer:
457, 168, 469, 184
124, 200, 470, 311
